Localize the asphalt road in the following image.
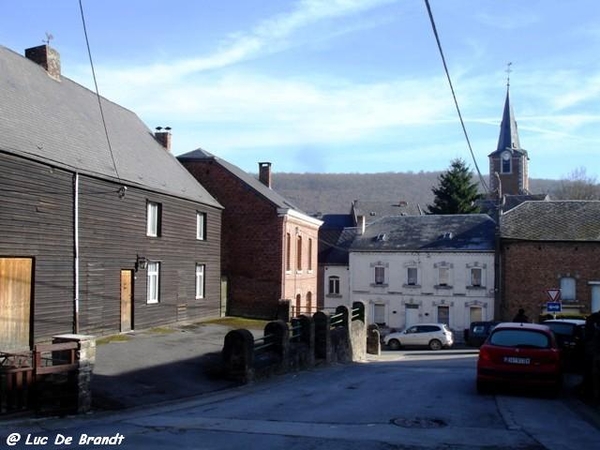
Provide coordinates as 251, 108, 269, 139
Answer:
3, 347, 600, 450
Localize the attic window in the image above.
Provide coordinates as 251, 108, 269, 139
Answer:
439, 232, 453, 240
370, 211, 377, 216
376, 233, 387, 242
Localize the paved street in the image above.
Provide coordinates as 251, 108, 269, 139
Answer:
2, 350, 599, 449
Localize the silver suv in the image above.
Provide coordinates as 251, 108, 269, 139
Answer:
384, 323, 454, 350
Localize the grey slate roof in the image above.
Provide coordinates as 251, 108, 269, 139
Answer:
0, 44, 221, 208
351, 200, 423, 224
318, 214, 357, 265
351, 214, 496, 252
500, 200, 600, 241
178, 148, 304, 213
488, 88, 528, 158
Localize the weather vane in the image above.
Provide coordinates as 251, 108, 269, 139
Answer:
43, 32, 54, 45
506, 62, 513, 88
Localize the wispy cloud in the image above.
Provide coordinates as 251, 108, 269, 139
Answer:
86, 0, 397, 86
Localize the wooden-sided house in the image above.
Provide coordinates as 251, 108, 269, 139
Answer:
0, 43, 223, 350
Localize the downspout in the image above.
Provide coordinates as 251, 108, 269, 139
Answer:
74, 172, 80, 333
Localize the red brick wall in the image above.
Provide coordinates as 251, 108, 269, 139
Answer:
182, 159, 319, 319
500, 240, 600, 321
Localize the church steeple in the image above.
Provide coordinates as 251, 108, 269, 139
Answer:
496, 87, 521, 152
488, 65, 530, 196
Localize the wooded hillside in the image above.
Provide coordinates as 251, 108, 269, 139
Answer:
270, 172, 559, 215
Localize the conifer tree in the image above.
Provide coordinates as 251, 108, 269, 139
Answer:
427, 158, 481, 214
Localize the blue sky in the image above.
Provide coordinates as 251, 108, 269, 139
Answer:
1, 0, 599, 180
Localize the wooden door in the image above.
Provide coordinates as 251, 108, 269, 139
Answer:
0, 258, 32, 350
120, 270, 133, 332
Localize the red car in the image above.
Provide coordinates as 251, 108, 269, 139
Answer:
476, 322, 563, 396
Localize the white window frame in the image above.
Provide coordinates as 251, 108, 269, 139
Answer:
146, 201, 160, 237
195, 264, 205, 299
438, 267, 450, 286
374, 266, 385, 285
560, 276, 576, 302
470, 267, 483, 287
146, 261, 160, 304
373, 303, 386, 326
196, 212, 207, 241
407, 267, 418, 286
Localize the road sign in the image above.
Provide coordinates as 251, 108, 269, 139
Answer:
547, 302, 562, 313
546, 289, 561, 302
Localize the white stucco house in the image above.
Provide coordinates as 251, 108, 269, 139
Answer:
349, 214, 496, 339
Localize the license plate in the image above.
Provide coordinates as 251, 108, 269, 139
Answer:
503, 356, 530, 365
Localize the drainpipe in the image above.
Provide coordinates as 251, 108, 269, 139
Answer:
74, 172, 80, 333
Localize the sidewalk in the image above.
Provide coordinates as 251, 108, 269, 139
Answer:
91, 321, 249, 410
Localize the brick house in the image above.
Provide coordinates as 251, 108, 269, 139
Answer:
178, 150, 322, 319
0, 43, 223, 350
499, 200, 600, 321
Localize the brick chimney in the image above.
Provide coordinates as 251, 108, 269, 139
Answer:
25, 44, 61, 81
258, 162, 272, 188
154, 127, 172, 151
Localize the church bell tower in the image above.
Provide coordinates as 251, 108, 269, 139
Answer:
488, 67, 529, 197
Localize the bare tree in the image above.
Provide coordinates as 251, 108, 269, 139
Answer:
553, 167, 600, 200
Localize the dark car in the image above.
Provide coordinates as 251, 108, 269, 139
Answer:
465, 321, 499, 347
477, 322, 562, 396
542, 319, 586, 373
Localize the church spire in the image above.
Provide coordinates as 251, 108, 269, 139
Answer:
496, 63, 521, 152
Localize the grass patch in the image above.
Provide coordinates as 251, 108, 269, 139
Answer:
148, 326, 177, 334
203, 316, 269, 330
96, 334, 131, 345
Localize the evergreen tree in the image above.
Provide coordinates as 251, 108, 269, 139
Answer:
427, 158, 481, 214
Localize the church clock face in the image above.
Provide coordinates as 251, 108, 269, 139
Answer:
502, 151, 511, 161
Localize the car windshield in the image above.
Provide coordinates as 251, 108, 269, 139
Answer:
545, 323, 573, 336
489, 329, 550, 348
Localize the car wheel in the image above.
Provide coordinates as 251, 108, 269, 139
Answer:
476, 379, 492, 395
429, 339, 442, 350
388, 339, 401, 350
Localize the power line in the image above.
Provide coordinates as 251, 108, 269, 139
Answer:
78, 0, 122, 184
423, 0, 489, 193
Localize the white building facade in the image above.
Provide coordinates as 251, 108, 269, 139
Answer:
348, 214, 496, 339
349, 250, 495, 336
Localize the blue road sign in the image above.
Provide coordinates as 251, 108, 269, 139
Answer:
547, 302, 562, 313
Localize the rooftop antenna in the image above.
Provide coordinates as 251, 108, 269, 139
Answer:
43, 32, 54, 45
506, 62, 512, 88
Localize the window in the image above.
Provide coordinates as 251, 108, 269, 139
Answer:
470, 268, 482, 287
438, 306, 449, 326
296, 235, 303, 270
438, 267, 450, 286
407, 267, 418, 286
146, 201, 161, 237
328, 276, 340, 295
373, 304, 386, 326
146, 261, 160, 304
501, 151, 511, 173
560, 277, 576, 302
308, 238, 313, 271
195, 264, 205, 299
196, 212, 207, 240
285, 233, 291, 271
374, 266, 385, 285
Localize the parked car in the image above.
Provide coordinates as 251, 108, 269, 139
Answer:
476, 322, 562, 396
542, 319, 586, 373
465, 321, 499, 347
383, 323, 454, 350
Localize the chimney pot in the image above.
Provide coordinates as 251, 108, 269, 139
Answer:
25, 44, 61, 81
258, 162, 272, 188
